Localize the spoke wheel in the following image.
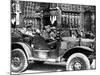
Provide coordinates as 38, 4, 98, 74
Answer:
11, 49, 28, 73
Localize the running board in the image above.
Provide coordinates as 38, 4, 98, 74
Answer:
28, 57, 66, 65
29, 57, 60, 62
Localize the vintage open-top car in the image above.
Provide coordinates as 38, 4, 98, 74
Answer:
11, 26, 95, 72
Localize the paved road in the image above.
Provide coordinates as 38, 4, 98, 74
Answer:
12, 62, 66, 75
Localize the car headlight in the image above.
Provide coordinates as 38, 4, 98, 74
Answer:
31, 44, 34, 48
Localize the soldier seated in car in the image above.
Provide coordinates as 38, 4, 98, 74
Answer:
42, 25, 56, 41
42, 25, 58, 49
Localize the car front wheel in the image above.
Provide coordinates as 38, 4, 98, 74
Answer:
11, 48, 28, 73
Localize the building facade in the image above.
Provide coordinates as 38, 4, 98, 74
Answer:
11, 0, 96, 36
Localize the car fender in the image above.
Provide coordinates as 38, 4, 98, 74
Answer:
12, 42, 33, 60
73, 46, 94, 52
61, 46, 94, 59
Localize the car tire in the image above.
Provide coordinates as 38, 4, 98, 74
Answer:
11, 48, 28, 73
66, 53, 90, 71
